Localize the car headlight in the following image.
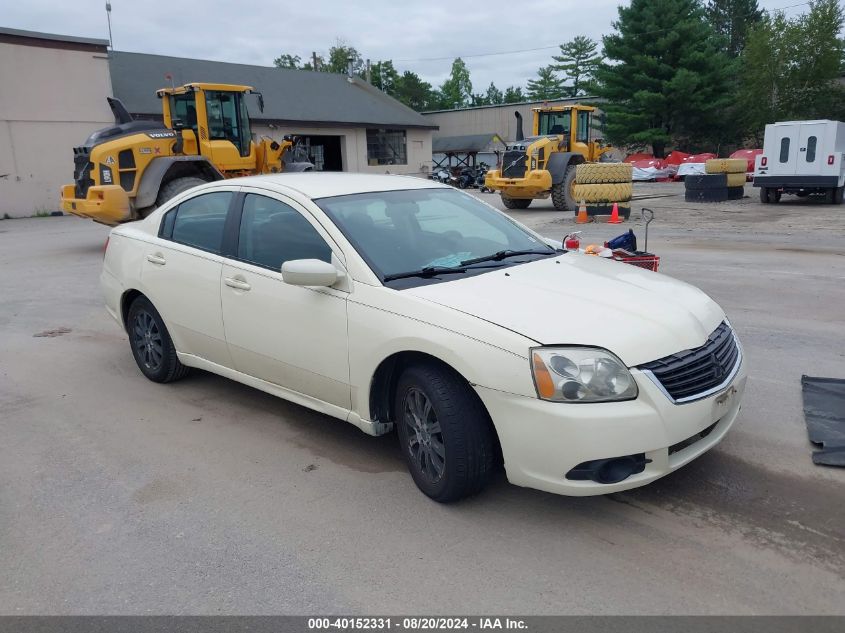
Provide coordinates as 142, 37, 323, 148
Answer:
531, 347, 638, 403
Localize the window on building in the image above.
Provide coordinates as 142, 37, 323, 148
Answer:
367, 129, 407, 165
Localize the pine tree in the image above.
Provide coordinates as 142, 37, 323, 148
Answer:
439, 58, 473, 109
485, 82, 504, 105
526, 66, 566, 100
503, 86, 525, 103
394, 71, 438, 112
552, 36, 602, 96
595, 0, 736, 156
371, 60, 400, 94
706, 0, 763, 56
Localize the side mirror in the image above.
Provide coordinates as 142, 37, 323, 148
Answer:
281, 259, 341, 287
171, 118, 186, 131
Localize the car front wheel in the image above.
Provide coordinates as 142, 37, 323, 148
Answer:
394, 362, 495, 502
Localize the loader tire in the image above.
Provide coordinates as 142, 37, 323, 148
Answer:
156, 176, 209, 207
727, 186, 744, 200
572, 182, 633, 203
501, 195, 532, 209
684, 173, 727, 190
685, 188, 728, 203
726, 172, 747, 187
705, 158, 748, 174
551, 165, 578, 211
585, 203, 631, 219
575, 162, 633, 184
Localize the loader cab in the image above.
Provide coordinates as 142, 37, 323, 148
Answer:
532, 105, 599, 161
160, 83, 257, 171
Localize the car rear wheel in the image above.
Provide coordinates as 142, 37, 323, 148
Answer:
394, 363, 495, 502
127, 296, 190, 383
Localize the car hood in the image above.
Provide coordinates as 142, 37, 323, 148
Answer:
404, 254, 725, 367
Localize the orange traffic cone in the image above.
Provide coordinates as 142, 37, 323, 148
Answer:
575, 200, 590, 224
607, 202, 623, 224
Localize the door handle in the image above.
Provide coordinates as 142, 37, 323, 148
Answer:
224, 277, 251, 291
146, 253, 166, 265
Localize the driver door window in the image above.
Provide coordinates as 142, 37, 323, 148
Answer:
205, 91, 251, 157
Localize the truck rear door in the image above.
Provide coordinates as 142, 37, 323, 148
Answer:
771, 125, 799, 175
796, 122, 828, 176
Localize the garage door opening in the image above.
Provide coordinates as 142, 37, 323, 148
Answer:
301, 135, 343, 171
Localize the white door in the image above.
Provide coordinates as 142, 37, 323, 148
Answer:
140, 189, 234, 367
220, 191, 351, 409
770, 126, 799, 175
796, 122, 828, 175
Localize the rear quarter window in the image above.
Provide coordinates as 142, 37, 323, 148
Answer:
160, 191, 232, 254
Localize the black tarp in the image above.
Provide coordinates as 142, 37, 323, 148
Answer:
801, 375, 845, 466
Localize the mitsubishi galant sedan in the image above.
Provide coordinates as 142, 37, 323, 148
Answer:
102, 173, 746, 502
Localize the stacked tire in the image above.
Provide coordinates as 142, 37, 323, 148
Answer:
573, 163, 634, 219
685, 158, 746, 202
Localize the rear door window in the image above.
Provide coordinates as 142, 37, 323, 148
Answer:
779, 137, 790, 163
161, 191, 232, 254
806, 136, 817, 162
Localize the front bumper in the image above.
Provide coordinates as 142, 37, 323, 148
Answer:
484, 169, 552, 198
61, 184, 131, 225
475, 362, 747, 496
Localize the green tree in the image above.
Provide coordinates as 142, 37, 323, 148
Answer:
325, 42, 364, 75
439, 58, 473, 109
706, 0, 763, 56
552, 36, 602, 96
526, 66, 566, 100
273, 53, 301, 69
395, 71, 438, 111
485, 82, 504, 105
301, 54, 325, 71
595, 0, 735, 157
371, 60, 400, 94
503, 86, 525, 104
739, 0, 845, 139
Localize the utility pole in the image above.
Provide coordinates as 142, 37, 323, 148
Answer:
366, 59, 371, 84
312, 51, 319, 71
105, 2, 113, 50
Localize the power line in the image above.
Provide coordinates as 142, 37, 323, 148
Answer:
394, 0, 813, 64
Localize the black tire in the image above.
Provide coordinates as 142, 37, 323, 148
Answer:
728, 186, 744, 200
394, 362, 495, 503
584, 203, 631, 219
551, 164, 578, 211
127, 296, 190, 383
685, 188, 729, 203
156, 176, 208, 207
835, 187, 844, 204
685, 173, 728, 190
760, 187, 769, 203
501, 196, 532, 209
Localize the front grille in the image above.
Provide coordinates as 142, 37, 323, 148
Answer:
639, 322, 740, 402
73, 146, 94, 198
502, 150, 527, 178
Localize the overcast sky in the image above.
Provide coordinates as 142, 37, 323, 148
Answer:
5, 0, 815, 92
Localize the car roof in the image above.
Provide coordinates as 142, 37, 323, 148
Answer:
219, 172, 449, 199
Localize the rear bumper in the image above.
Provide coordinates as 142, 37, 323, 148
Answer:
484, 169, 552, 198
61, 184, 131, 225
753, 175, 841, 188
476, 361, 747, 496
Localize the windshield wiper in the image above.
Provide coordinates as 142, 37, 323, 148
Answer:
460, 249, 554, 267
383, 266, 468, 282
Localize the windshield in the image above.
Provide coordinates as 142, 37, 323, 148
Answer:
538, 111, 571, 136
317, 188, 555, 285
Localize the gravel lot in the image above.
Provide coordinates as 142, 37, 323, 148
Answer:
1, 180, 843, 614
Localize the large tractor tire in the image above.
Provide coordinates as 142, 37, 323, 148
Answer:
501, 196, 532, 209
685, 188, 728, 203
575, 162, 633, 184
728, 186, 745, 200
572, 182, 633, 203
684, 173, 727, 190
705, 158, 748, 174
156, 176, 208, 207
726, 172, 747, 187
551, 165, 578, 211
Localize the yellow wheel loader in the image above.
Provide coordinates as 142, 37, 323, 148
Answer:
484, 104, 614, 210
61, 83, 313, 225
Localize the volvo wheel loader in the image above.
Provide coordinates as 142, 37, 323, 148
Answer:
61, 83, 313, 225
484, 104, 614, 210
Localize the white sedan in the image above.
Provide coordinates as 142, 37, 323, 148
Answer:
102, 173, 746, 502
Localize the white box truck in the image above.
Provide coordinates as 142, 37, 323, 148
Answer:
753, 120, 845, 204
